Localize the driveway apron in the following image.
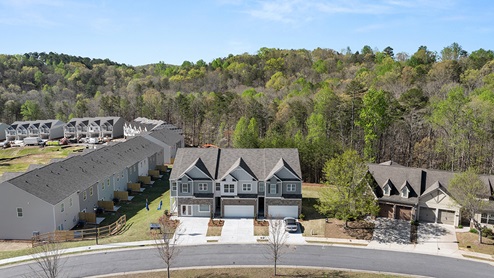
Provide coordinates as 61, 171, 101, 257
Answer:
220, 218, 256, 243
174, 217, 209, 245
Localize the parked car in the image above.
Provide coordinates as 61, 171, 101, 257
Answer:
283, 217, 298, 233
11, 140, 25, 147
88, 137, 100, 144
0, 141, 10, 149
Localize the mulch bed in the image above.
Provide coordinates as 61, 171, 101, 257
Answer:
209, 219, 224, 227
325, 219, 374, 240
254, 219, 269, 226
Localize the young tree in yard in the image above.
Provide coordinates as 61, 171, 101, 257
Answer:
154, 215, 184, 278
30, 235, 66, 278
316, 150, 379, 227
266, 217, 288, 276
448, 169, 490, 244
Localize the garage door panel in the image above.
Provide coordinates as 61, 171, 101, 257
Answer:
419, 207, 436, 223
438, 209, 455, 225
224, 205, 254, 218
396, 206, 411, 221
268, 206, 298, 218
379, 204, 394, 218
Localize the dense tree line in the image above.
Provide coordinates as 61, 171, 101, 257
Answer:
1, 44, 494, 182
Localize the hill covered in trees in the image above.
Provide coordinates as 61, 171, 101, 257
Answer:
1, 44, 494, 182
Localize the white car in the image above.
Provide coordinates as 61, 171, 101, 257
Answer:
283, 217, 298, 233
11, 140, 25, 147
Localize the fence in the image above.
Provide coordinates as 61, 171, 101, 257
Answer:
32, 215, 126, 247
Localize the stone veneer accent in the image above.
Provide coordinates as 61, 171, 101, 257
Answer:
221, 198, 257, 218
265, 198, 302, 217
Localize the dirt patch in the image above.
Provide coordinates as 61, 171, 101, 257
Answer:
253, 219, 269, 226
208, 219, 224, 227
0, 240, 31, 251
325, 219, 374, 240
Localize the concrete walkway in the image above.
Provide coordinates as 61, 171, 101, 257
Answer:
0, 218, 492, 268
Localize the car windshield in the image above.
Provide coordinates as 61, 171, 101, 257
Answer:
285, 219, 296, 225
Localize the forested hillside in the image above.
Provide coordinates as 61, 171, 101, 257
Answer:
1, 44, 494, 182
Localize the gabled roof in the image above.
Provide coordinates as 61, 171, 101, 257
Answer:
170, 148, 219, 180
266, 158, 301, 180
180, 157, 213, 179
146, 128, 183, 145
219, 157, 257, 180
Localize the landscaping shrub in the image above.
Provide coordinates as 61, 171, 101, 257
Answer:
481, 226, 493, 238
469, 228, 478, 234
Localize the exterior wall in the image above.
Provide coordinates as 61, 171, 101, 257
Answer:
265, 198, 302, 218
192, 180, 214, 195
112, 118, 124, 138
0, 124, 8, 141
48, 125, 64, 139
156, 149, 165, 166
142, 135, 173, 164
78, 183, 99, 213
0, 182, 55, 239
258, 182, 265, 196
177, 176, 193, 197
176, 198, 213, 217
148, 154, 157, 172
418, 189, 460, 226
114, 168, 128, 192
221, 175, 238, 197
221, 198, 257, 218
265, 177, 282, 198
98, 176, 115, 201
54, 192, 80, 231
127, 163, 139, 183
137, 158, 148, 177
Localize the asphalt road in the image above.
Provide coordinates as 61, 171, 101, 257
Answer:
0, 244, 492, 277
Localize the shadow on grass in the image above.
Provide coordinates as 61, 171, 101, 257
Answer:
301, 197, 324, 220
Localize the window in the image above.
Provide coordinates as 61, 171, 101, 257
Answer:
481, 213, 494, 225
216, 183, 221, 191
270, 184, 277, 194
242, 183, 252, 192
198, 183, 208, 191
172, 183, 177, 191
107, 179, 110, 187
224, 184, 235, 193
383, 184, 391, 196
401, 187, 409, 198
69, 198, 73, 207
181, 183, 189, 193
61, 203, 64, 212
89, 187, 93, 196
287, 184, 296, 192
83, 191, 87, 200
259, 183, 265, 193
199, 204, 210, 212
16, 208, 23, 217
102, 182, 105, 190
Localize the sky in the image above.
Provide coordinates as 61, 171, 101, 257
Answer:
0, 0, 492, 66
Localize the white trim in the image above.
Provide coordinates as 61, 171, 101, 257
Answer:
287, 184, 296, 192
383, 184, 391, 196
181, 183, 189, 193
16, 207, 23, 218
198, 183, 208, 191
269, 183, 277, 194
242, 183, 252, 192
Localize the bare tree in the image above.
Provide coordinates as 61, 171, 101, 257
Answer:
154, 215, 184, 278
30, 235, 66, 278
265, 216, 288, 276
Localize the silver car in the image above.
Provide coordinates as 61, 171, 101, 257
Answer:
283, 217, 298, 232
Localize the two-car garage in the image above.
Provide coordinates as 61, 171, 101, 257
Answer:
419, 207, 455, 225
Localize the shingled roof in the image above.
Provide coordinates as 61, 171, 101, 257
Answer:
170, 148, 301, 181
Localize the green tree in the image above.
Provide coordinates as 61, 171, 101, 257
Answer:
316, 150, 379, 226
448, 169, 490, 243
20, 100, 41, 120
233, 116, 259, 148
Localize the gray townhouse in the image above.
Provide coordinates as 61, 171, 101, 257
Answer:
124, 117, 183, 138
0, 123, 8, 141
369, 162, 494, 227
6, 120, 65, 141
64, 117, 124, 140
169, 148, 302, 218
142, 128, 184, 164
0, 134, 171, 240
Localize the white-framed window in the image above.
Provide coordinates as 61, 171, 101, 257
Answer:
83, 191, 87, 200
16, 207, 23, 217
199, 204, 210, 212
383, 184, 391, 196
259, 183, 265, 193
181, 183, 189, 193
102, 182, 105, 190
172, 183, 177, 191
481, 213, 494, 225
224, 184, 235, 193
89, 187, 93, 196
69, 198, 73, 207
401, 187, 409, 198
198, 183, 208, 191
287, 184, 296, 192
61, 203, 64, 212
269, 184, 277, 194
216, 183, 221, 191
242, 183, 252, 192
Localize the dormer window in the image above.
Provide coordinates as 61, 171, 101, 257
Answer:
383, 184, 391, 196
401, 187, 409, 198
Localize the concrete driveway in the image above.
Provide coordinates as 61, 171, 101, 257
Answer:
368, 218, 461, 257
219, 218, 256, 243
173, 217, 209, 245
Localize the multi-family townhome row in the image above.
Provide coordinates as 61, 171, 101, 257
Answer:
169, 148, 302, 219
5, 120, 65, 141
0, 128, 183, 240
370, 161, 494, 228
124, 117, 183, 138
63, 117, 125, 140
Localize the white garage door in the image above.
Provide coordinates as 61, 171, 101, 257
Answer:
268, 205, 298, 218
438, 209, 455, 225
224, 205, 254, 218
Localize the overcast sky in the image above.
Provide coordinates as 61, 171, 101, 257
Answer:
0, 0, 492, 66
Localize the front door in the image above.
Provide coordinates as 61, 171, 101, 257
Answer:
181, 205, 193, 216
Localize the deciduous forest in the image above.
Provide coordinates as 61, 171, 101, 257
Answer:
1, 43, 494, 182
